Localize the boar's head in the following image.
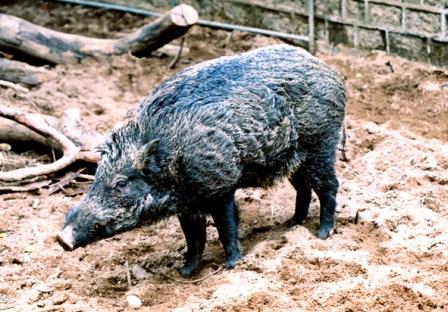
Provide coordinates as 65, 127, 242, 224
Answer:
57, 132, 173, 251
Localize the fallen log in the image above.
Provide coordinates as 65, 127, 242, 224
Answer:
0, 4, 198, 64
0, 116, 52, 147
0, 44, 188, 87
0, 58, 52, 87
0, 104, 104, 182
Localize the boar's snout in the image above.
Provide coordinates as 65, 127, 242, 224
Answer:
57, 205, 92, 251
57, 225, 75, 251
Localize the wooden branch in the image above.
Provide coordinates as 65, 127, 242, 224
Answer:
0, 4, 198, 64
0, 58, 51, 87
0, 79, 29, 93
0, 104, 104, 182
0, 180, 51, 193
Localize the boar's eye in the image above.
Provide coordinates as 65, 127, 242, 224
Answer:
112, 177, 128, 190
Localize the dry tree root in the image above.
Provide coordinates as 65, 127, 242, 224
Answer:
0, 4, 198, 64
339, 126, 349, 162
48, 169, 94, 196
168, 37, 186, 69
150, 266, 223, 284
0, 104, 104, 182
125, 260, 132, 288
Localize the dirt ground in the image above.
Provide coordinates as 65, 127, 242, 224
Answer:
1, 1, 447, 311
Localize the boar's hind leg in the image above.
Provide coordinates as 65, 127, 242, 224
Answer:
288, 169, 312, 225
307, 157, 339, 240
178, 213, 206, 277
211, 195, 241, 269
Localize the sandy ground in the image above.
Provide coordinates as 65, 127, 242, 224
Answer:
0, 1, 447, 311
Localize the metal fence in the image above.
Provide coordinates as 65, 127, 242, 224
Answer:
56, 0, 317, 53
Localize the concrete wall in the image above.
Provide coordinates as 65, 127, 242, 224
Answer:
109, 0, 448, 66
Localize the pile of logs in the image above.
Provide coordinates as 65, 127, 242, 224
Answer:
0, 4, 197, 84
0, 3, 198, 191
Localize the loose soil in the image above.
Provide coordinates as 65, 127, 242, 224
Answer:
1, 1, 447, 311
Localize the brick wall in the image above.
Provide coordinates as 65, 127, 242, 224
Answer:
315, 0, 448, 66
108, 0, 448, 66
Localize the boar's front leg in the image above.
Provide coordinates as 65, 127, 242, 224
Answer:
178, 212, 206, 277
210, 194, 241, 269
288, 169, 312, 225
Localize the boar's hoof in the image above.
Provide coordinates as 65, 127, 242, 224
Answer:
318, 224, 335, 240
178, 261, 201, 277
224, 254, 241, 270
285, 216, 306, 227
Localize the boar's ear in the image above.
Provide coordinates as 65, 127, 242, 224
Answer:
134, 139, 159, 173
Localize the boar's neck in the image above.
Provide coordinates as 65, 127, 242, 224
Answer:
139, 190, 179, 224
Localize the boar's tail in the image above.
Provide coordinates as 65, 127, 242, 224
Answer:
339, 125, 349, 162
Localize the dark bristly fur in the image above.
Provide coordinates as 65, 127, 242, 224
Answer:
58, 44, 346, 277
